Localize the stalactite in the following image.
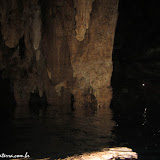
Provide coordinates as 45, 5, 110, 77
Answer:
74, 0, 94, 41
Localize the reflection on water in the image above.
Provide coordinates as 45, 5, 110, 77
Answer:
2, 105, 116, 159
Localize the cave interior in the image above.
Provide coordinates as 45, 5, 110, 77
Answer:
0, 0, 160, 159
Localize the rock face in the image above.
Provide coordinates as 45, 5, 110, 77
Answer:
0, 0, 45, 106
0, 0, 119, 109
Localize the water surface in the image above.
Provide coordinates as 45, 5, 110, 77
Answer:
1, 105, 116, 159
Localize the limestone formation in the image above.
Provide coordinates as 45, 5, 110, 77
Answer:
0, 0, 119, 109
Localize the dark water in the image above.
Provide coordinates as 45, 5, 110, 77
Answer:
1, 79, 160, 159
1, 105, 116, 159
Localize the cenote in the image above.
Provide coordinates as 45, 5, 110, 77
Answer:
0, 0, 160, 159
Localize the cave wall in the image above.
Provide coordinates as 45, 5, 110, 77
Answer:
0, 0, 119, 109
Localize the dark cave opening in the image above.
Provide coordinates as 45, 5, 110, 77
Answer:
111, 0, 160, 158
111, 0, 160, 120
